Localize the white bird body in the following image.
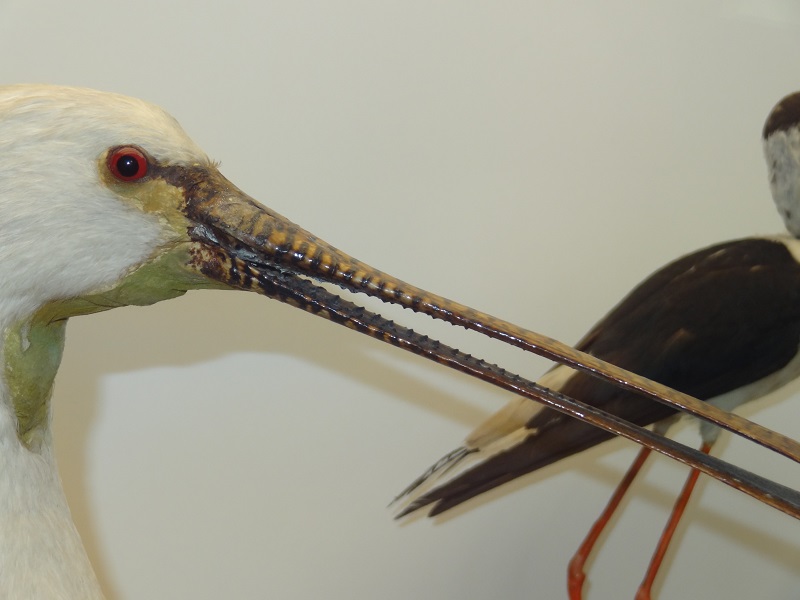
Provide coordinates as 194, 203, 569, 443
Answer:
0, 422, 102, 598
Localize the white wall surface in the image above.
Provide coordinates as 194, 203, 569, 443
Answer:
1, 1, 800, 598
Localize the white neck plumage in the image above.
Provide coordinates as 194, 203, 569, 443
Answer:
0, 312, 104, 599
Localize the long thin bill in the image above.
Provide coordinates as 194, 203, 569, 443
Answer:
184, 180, 800, 467
194, 241, 800, 520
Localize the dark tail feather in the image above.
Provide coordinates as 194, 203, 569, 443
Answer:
396, 417, 615, 518
390, 446, 476, 506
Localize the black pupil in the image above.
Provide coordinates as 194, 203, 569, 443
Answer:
116, 154, 141, 178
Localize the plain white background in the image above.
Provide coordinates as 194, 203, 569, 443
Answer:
2, 1, 800, 598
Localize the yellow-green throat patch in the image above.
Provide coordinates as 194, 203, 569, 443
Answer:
3, 244, 223, 450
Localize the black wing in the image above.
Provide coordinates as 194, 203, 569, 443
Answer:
406, 238, 800, 516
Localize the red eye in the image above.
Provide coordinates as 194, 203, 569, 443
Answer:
107, 146, 149, 181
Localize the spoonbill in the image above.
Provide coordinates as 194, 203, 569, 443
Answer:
0, 84, 796, 598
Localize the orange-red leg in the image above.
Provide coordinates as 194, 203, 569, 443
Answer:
568, 446, 653, 600
634, 442, 713, 600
